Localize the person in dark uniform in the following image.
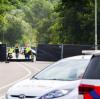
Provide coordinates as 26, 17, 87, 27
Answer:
15, 44, 19, 59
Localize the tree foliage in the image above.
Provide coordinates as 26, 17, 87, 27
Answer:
0, 0, 100, 46
0, 0, 56, 45
56, 0, 100, 45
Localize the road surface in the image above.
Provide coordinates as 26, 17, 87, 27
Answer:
0, 61, 52, 99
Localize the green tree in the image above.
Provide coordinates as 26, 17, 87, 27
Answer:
59, 0, 95, 44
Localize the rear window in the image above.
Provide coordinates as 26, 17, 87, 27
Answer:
83, 56, 100, 79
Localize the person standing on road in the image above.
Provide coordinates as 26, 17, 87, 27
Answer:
15, 44, 20, 59
8, 47, 14, 59
24, 44, 31, 59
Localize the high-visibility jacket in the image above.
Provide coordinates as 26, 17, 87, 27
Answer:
25, 47, 31, 54
8, 48, 14, 54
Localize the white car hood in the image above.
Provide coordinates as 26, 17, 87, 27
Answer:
8, 79, 80, 97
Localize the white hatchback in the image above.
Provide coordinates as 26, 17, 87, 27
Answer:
6, 55, 92, 99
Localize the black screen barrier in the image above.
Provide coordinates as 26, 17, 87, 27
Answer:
0, 44, 96, 62
36, 44, 61, 61
37, 44, 94, 61
63, 44, 93, 58
0, 44, 6, 61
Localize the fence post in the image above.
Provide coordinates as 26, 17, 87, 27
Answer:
61, 44, 64, 59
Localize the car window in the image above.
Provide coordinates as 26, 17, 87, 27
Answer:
83, 56, 100, 79
33, 58, 90, 81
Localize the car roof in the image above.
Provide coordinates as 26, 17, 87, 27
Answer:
82, 50, 100, 56
60, 55, 92, 62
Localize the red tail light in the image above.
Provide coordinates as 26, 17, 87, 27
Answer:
79, 84, 95, 94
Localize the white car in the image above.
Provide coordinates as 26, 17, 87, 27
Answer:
6, 55, 92, 99
78, 52, 100, 99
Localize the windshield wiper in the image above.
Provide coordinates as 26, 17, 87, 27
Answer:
32, 76, 39, 80
42, 78, 65, 81
45, 78, 77, 81
32, 77, 75, 81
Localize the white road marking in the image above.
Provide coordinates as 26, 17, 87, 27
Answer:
0, 63, 46, 99
22, 62, 41, 71
0, 63, 31, 91
0, 62, 40, 99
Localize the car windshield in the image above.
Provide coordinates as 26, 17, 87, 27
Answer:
33, 58, 90, 81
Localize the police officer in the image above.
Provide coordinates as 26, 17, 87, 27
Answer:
15, 44, 19, 59
8, 47, 14, 59
24, 44, 31, 59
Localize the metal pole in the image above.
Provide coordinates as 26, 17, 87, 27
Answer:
61, 44, 63, 59
95, 0, 98, 50
3, 32, 4, 43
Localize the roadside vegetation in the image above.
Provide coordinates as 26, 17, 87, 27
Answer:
0, 0, 100, 46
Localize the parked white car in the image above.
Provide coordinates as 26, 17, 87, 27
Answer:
6, 55, 92, 99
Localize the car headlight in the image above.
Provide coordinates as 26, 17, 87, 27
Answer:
39, 89, 72, 99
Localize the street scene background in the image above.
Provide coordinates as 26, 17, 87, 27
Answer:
0, 0, 100, 99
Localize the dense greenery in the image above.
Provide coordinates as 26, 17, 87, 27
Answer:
0, 0, 99, 46
55, 0, 100, 45
0, 0, 57, 45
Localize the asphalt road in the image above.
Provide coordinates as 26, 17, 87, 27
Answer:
0, 61, 52, 99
